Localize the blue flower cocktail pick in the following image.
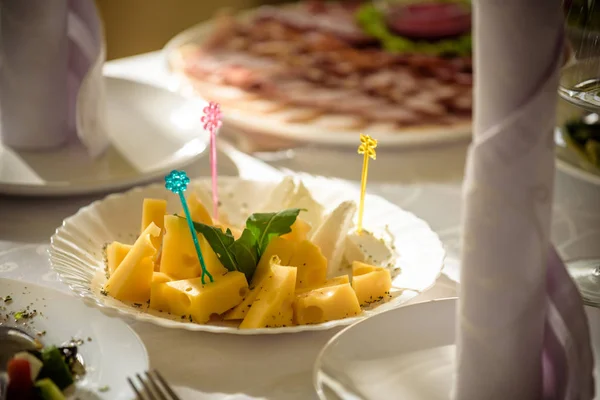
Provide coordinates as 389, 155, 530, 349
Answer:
165, 170, 213, 284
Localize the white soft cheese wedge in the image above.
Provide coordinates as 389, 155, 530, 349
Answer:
286, 181, 324, 237
259, 176, 296, 212
344, 231, 393, 268
311, 200, 357, 278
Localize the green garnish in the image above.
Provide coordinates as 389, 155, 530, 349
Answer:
355, 3, 472, 56
98, 385, 110, 392
3, 295, 12, 303
187, 208, 302, 281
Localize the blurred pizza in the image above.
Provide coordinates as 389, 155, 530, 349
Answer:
168, 1, 473, 144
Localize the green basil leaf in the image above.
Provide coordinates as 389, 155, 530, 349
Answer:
188, 219, 238, 273
245, 208, 302, 256
231, 229, 259, 281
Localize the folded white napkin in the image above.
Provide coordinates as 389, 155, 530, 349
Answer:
0, 0, 108, 157
454, 2, 594, 399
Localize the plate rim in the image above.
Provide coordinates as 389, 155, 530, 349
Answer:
0, 277, 150, 396
313, 297, 458, 400
0, 76, 209, 197
162, 11, 473, 148
49, 175, 445, 335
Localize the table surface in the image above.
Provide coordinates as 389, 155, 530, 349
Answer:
1, 52, 599, 399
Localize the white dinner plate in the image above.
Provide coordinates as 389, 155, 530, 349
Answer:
163, 14, 472, 149
49, 175, 444, 335
0, 278, 148, 400
314, 298, 600, 400
0, 76, 209, 196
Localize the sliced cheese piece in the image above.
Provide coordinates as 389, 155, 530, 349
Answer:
152, 271, 172, 284
288, 240, 327, 289
105, 223, 160, 303
311, 200, 357, 278
259, 176, 296, 212
165, 272, 248, 323
160, 215, 228, 280
295, 275, 349, 295
344, 231, 393, 267
293, 283, 362, 325
286, 181, 324, 236
183, 192, 213, 225
239, 265, 297, 329
352, 261, 378, 276
141, 199, 167, 250
149, 272, 174, 313
106, 242, 132, 275
281, 218, 311, 242
352, 268, 392, 307
224, 255, 281, 321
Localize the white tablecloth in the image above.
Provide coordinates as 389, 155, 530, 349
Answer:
0, 52, 599, 399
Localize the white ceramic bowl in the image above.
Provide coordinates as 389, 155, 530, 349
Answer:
49, 176, 444, 335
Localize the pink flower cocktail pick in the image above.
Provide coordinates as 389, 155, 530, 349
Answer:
201, 101, 223, 221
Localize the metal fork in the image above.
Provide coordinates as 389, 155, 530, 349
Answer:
128, 370, 181, 400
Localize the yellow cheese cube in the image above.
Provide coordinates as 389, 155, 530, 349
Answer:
253, 237, 327, 290
106, 242, 132, 275
295, 275, 349, 295
105, 223, 160, 303
281, 218, 311, 242
149, 272, 174, 312
160, 215, 228, 280
183, 192, 213, 225
224, 255, 281, 321
352, 261, 378, 276
352, 269, 392, 307
141, 199, 167, 251
239, 265, 297, 329
164, 272, 248, 323
293, 283, 362, 325
289, 240, 327, 289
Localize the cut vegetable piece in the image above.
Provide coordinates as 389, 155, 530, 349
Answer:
160, 215, 227, 280
281, 218, 312, 242
141, 198, 167, 250
13, 351, 43, 381
295, 275, 350, 295
240, 265, 297, 329
105, 223, 160, 303
184, 192, 213, 225
106, 242, 132, 275
224, 255, 281, 320
288, 240, 327, 289
7, 357, 33, 394
311, 200, 357, 278
37, 346, 73, 390
165, 272, 249, 323
352, 261, 379, 276
293, 283, 362, 325
35, 378, 66, 400
352, 268, 392, 307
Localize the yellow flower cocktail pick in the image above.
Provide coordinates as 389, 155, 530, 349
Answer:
357, 134, 377, 234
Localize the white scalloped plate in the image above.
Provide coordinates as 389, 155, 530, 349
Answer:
49, 176, 444, 335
